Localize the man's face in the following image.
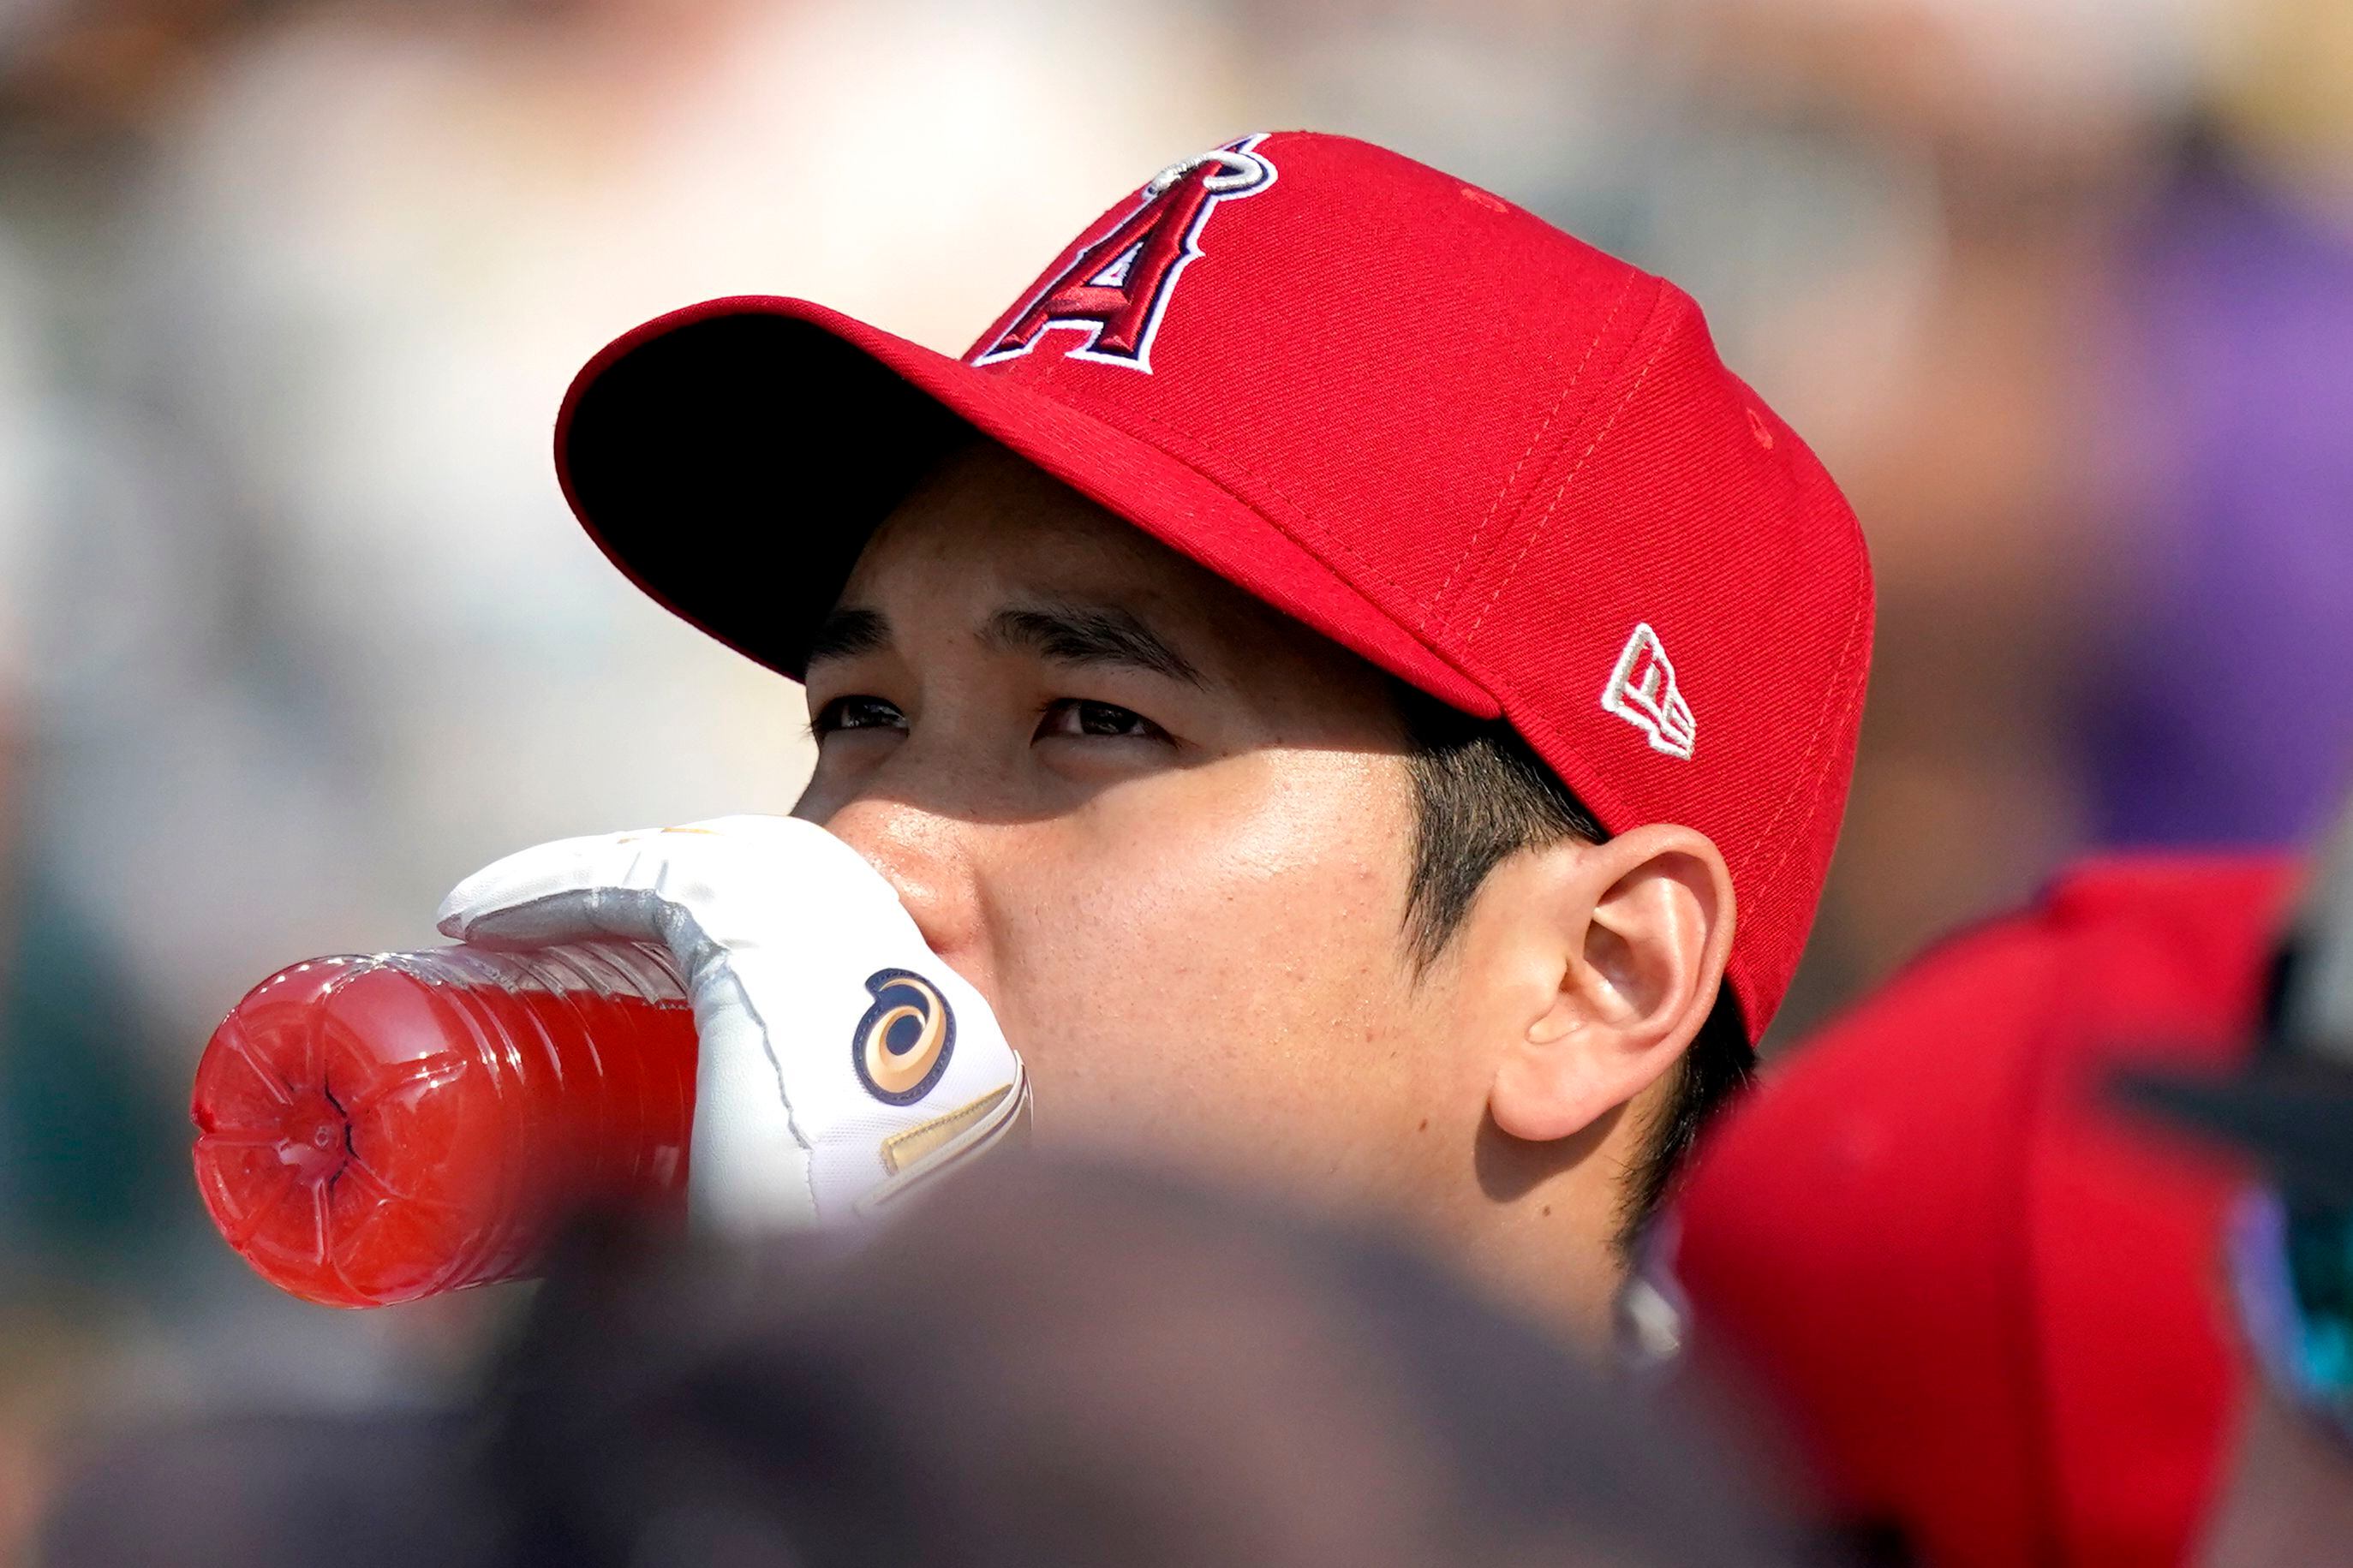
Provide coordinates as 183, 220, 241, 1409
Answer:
793, 442, 1486, 1215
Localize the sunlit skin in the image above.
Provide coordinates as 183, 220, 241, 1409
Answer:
792, 441, 1736, 1341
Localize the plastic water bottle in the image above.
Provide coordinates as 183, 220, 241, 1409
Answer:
190, 941, 697, 1309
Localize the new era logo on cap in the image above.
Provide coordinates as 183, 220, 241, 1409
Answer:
1603, 623, 1696, 760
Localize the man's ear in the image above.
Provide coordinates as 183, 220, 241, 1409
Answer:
1485, 825, 1735, 1144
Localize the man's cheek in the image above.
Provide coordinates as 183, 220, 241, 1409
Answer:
992, 916, 1241, 1100
1009, 994, 1207, 1138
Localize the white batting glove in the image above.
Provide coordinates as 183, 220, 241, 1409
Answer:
435, 814, 1029, 1236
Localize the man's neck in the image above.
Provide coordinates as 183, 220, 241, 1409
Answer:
1434, 1099, 1650, 1349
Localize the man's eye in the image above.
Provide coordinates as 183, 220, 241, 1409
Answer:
811, 695, 907, 736
1037, 699, 1168, 742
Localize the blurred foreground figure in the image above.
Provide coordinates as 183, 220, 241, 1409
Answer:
1668, 854, 2299, 1565
2125, 814, 2353, 1566
44, 1159, 1820, 1567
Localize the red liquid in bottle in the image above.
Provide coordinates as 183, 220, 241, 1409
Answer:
190, 942, 697, 1308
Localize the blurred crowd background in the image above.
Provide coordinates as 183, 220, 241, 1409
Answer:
1, 0, 2350, 1551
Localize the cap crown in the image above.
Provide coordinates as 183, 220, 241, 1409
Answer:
965, 131, 1872, 1036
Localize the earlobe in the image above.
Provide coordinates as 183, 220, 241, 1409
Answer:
1486, 826, 1734, 1145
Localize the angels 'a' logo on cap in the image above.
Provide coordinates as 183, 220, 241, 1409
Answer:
970, 134, 1277, 374
1602, 623, 1697, 760
852, 969, 957, 1106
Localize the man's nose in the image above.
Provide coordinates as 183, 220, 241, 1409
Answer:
816, 796, 994, 988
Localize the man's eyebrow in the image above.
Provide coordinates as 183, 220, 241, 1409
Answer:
806, 606, 891, 665
984, 603, 1208, 687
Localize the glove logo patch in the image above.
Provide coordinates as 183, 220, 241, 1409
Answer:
853, 969, 955, 1106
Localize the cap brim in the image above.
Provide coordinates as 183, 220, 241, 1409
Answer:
556, 297, 1496, 715
2114, 1058, 2353, 1206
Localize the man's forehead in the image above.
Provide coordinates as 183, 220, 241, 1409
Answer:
807, 595, 1208, 688
839, 441, 1249, 635
857, 443, 1189, 581
825, 438, 1403, 724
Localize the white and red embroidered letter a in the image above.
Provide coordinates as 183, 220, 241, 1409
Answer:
970, 135, 1276, 374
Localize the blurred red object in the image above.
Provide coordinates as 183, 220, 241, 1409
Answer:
192, 942, 696, 1309
1671, 855, 2301, 1565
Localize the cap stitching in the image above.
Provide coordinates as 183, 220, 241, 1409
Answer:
1726, 548, 1873, 977
1078, 395, 1506, 710
1462, 319, 1672, 646
1083, 398, 1466, 655
1429, 276, 1633, 619
1738, 553, 1870, 882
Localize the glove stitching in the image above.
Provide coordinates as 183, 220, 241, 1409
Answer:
660, 903, 823, 1226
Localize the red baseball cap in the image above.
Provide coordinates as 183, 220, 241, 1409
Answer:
1667, 855, 2302, 1565
554, 130, 1872, 1037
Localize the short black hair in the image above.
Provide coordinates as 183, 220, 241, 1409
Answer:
1394, 689, 1754, 1256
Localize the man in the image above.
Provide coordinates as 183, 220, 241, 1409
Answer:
443, 132, 1872, 1338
